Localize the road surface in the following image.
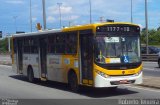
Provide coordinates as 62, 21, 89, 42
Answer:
0, 65, 159, 105
143, 62, 160, 77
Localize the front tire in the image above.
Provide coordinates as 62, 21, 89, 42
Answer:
68, 72, 79, 92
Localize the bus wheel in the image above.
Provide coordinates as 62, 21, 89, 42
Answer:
27, 67, 35, 83
68, 72, 79, 92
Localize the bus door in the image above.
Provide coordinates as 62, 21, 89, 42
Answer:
39, 37, 47, 79
80, 30, 93, 85
17, 39, 23, 74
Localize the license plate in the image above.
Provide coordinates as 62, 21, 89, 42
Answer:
119, 80, 129, 84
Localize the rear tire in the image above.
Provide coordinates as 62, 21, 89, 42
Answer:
68, 72, 79, 92
27, 67, 35, 83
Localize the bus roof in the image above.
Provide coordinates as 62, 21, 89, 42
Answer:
12, 22, 139, 38
12, 29, 61, 38
62, 22, 139, 32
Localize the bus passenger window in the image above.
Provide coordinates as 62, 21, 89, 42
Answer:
65, 32, 77, 54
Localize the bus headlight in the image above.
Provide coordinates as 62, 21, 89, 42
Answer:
95, 70, 108, 78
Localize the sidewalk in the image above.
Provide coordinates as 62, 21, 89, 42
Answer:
138, 76, 160, 89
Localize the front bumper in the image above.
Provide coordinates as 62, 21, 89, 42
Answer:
94, 72, 143, 88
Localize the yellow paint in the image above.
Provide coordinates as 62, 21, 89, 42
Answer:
83, 79, 89, 84
93, 63, 142, 77
62, 22, 139, 33
81, 80, 93, 86
40, 77, 47, 81
105, 58, 111, 63
89, 80, 93, 85
61, 54, 80, 84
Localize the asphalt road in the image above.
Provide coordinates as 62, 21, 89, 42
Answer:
0, 65, 160, 105
143, 62, 160, 77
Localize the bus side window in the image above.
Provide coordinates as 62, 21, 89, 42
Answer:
23, 38, 30, 54
48, 35, 56, 54
65, 32, 77, 54
56, 34, 65, 54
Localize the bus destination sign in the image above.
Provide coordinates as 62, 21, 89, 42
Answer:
96, 25, 140, 33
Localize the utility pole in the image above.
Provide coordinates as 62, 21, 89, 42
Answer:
30, 0, 33, 32
7, 34, 11, 52
131, 0, 133, 23
42, 0, 47, 30
145, 0, 149, 54
57, 3, 62, 28
89, 0, 92, 24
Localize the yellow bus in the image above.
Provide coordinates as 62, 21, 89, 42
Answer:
12, 22, 142, 92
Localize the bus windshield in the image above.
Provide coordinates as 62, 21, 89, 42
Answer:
94, 36, 140, 64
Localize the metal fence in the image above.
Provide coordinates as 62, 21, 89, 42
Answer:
141, 54, 158, 62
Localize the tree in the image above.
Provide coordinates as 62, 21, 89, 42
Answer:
140, 28, 160, 45
157, 26, 160, 31
141, 28, 147, 44
0, 38, 8, 53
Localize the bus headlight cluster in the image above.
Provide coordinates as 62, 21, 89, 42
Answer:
95, 70, 108, 78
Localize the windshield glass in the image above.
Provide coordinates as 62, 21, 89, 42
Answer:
95, 36, 140, 64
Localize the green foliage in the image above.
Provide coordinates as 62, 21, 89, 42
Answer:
0, 38, 8, 53
141, 28, 146, 44
141, 28, 160, 45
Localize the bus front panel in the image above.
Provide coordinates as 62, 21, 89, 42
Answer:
93, 24, 142, 87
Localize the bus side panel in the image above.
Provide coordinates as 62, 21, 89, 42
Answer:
23, 54, 40, 78
61, 55, 79, 84
47, 54, 79, 83
47, 55, 63, 82
30, 54, 39, 78
22, 54, 29, 76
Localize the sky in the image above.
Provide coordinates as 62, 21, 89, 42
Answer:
0, 0, 160, 37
